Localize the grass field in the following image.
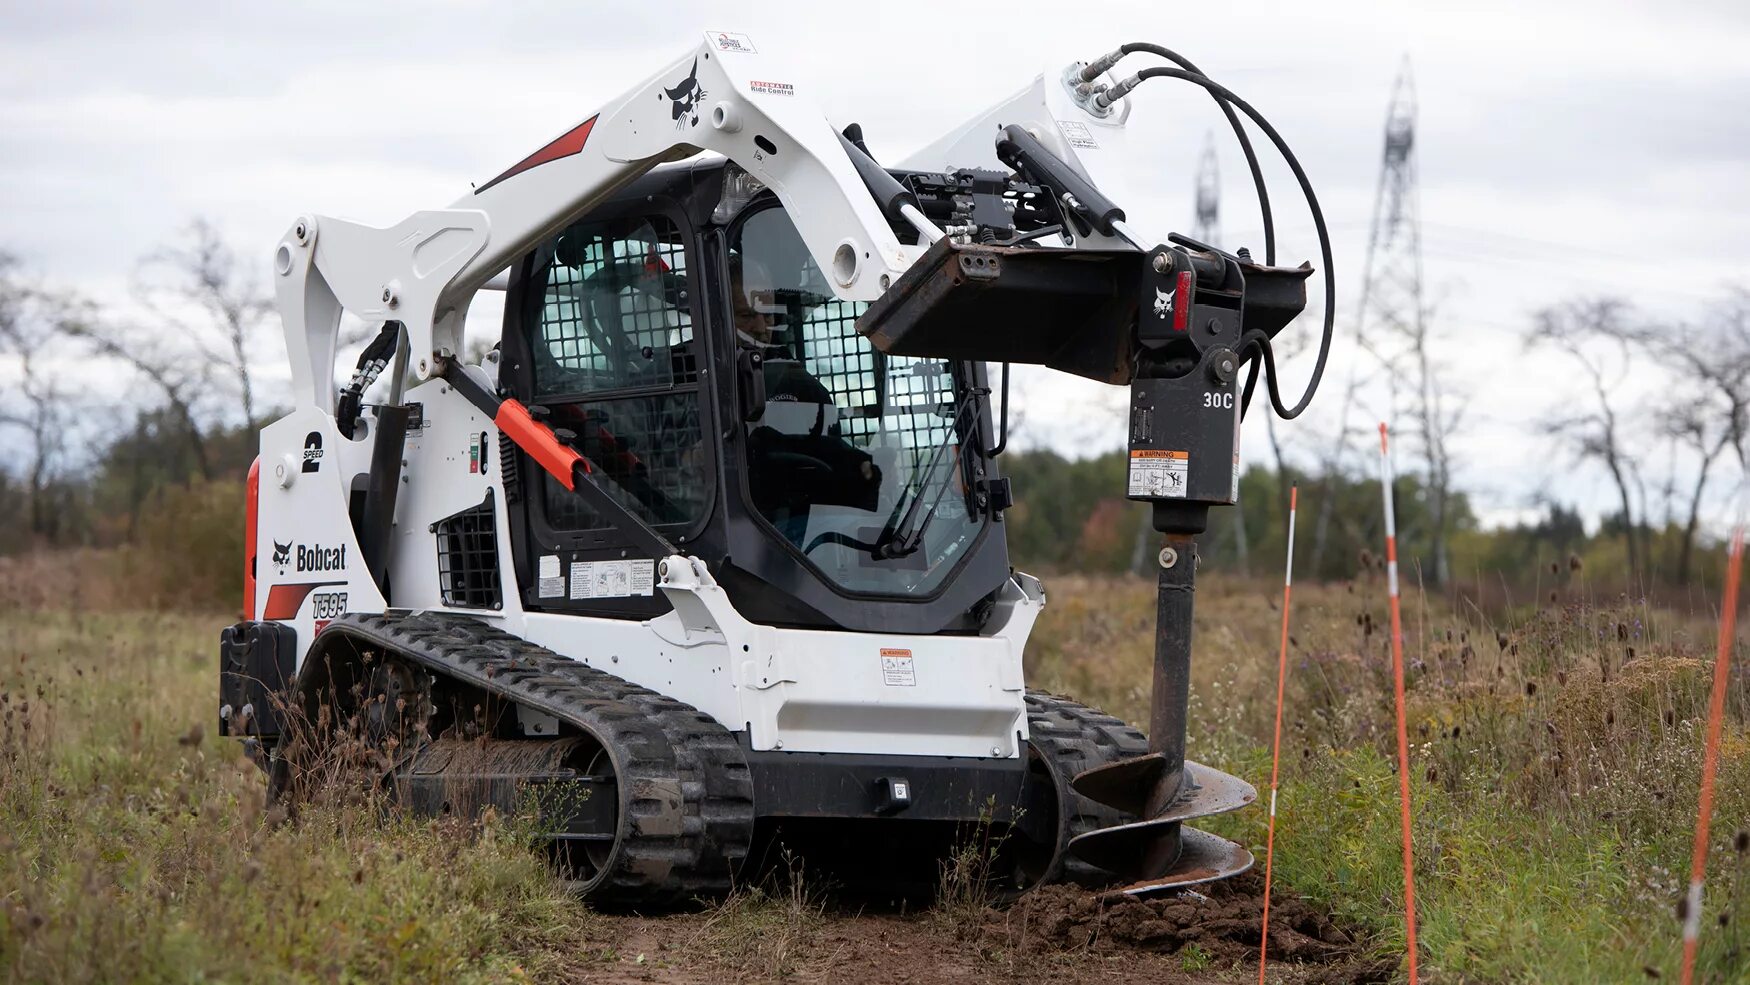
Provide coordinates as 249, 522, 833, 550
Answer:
1, 568, 1746, 982
1028, 573, 1750, 982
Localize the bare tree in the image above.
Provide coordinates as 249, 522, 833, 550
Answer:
134, 218, 273, 430
1308, 366, 1369, 577
0, 253, 75, 543
1529, 298, 1645, 582
63, 309, 214, 482
1635, 287, 1750, 581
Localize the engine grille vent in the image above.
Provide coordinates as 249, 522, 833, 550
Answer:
434, 491, 501, 609
498, 432, 521, 503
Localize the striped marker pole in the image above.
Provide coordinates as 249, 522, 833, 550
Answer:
1257, 485, 1298, 984
1679, 524, 1744, 985
1379, 423, 1420, 984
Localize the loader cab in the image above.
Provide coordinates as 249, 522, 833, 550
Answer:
498, 160, 1012, 634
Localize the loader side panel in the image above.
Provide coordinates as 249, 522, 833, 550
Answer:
254, 409, 385, 672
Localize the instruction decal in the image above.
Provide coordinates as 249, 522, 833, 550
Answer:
1057, 121, 1099, 149
569, 559, 656, 599
1128, 449, 1189, 498
709, 31, 758, 54
880, 648, 917, 687
538, 554, 564, 598
748, 80, 794, 96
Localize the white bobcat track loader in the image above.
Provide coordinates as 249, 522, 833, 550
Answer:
218, 30, 1335, 903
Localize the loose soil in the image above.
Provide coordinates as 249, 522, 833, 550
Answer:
569, 876, 1390, 984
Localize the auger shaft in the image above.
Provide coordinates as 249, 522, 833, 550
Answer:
1148, 533, 1196, 800
1137, 533, 1196, 877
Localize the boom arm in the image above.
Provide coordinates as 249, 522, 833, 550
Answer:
272, 32, 929, 411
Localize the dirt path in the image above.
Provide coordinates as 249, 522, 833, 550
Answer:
558, 875, 1396, 985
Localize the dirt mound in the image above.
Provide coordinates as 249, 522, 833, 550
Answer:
990, 872, 1376, 973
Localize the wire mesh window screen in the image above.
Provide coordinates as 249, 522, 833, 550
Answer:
529, 213, 707, 534
798, 298, 880, 431
533, 216, 695, 398
539, 395, 705, 531
435, 494, 501, 609
731, 204, 984, 595
795, 300, 964, 507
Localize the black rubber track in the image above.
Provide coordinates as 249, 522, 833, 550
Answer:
300, 612, 755, 907
1023, 690, 1150, 887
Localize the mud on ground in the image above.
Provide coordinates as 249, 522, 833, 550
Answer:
570, 875, 1392, 985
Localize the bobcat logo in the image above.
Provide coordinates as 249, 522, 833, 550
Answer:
1153, 287, 1173, 321
271, 540, 291, 574
663, 57, 706, 129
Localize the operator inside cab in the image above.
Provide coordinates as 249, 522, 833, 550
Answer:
727, 248, 881, 545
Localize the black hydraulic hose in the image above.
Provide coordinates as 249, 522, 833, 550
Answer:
1240, 350, 1262, 418
1114, 66, 1334, 420
1101, 42, 1276, 266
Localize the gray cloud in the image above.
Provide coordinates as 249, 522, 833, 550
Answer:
2, 0, 1745, 527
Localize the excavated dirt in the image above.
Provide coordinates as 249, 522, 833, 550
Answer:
993, 873, 1352, 962
569, 875, 1393, 984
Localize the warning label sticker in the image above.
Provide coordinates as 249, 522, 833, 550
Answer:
1128, 449, 1189, 498
1057, 121, 1099, 149
880, 648, 916, 687
569, 559, 656, 599
538, 555, 564, 598
708, 31, 758, 53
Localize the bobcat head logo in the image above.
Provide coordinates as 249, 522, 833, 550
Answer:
271, 540, 291, 574
664, 57, 706, 129
1153, 287, 1172, 321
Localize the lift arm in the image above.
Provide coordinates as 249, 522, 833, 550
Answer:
271, 31, 934, 413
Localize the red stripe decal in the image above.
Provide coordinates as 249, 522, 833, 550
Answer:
263, 581, 344, 621
477, 115, 598, 194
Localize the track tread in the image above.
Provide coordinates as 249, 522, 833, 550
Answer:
307, 611, 753, 906
1023, 689, 1150, 887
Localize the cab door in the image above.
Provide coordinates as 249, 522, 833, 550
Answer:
500, 205, 716, 617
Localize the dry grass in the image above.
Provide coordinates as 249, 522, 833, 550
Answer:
0, 609, 593, 984
1028, 570, 1750, 982
695, 852, 827, 980
4, 556, 1748, 982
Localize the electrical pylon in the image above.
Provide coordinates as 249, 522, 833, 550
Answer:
1193, 133, 1220, 247
1312, 60, 1450, 584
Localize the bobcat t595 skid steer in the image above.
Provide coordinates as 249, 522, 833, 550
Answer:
219, 31, 1335, 904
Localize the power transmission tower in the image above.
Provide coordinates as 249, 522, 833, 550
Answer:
1355, 65, 1424, 362
1193, 134, 1220, 246
1311, 61, 1454, 584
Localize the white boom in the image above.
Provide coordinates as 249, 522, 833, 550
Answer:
271, 31, 942, 413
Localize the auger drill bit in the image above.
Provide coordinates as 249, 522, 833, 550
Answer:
1065, 534, 1257, 895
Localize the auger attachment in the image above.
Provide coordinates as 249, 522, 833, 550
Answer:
1065, 532, 1257, 894
860, 226, 1310, 894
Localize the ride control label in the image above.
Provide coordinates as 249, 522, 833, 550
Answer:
1128, 449, 1189, 498
880, 648, 916, 686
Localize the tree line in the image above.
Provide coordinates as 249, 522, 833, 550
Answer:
1, 221, 1746, 596
0, 222, 268, 553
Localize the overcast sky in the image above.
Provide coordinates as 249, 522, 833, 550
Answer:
3, 0, 1748, 530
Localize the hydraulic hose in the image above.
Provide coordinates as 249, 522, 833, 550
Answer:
1084, 43, 1276, 267
1101, 65, 1335, 421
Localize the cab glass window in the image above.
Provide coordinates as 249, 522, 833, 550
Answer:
729, 206, 983, 595
526, 214, 706, 531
